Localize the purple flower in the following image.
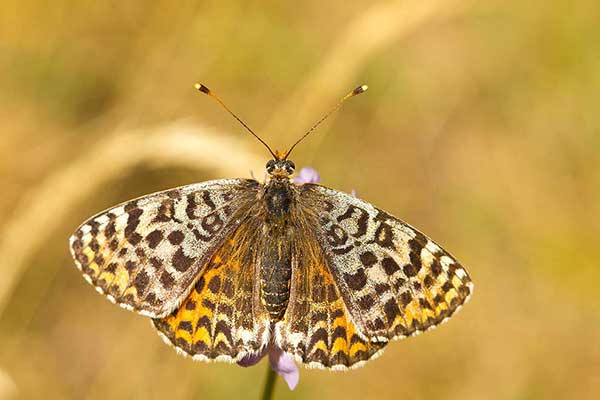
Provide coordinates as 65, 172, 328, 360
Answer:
293, 167, 320, 184
293, 167, 356, 197
238, 344, 299, 390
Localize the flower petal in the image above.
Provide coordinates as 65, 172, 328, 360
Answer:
268, 347, 299, 390
293, 167, 320, 184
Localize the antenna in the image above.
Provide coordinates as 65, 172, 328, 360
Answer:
283, 84, 368, 160
194, 83, 278, 159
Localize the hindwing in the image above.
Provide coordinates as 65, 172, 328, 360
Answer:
152, 220, 270, 362
274, 225, 386, 370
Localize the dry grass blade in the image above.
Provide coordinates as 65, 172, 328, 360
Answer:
266, 0, 472, 141
0, 122, 264, 317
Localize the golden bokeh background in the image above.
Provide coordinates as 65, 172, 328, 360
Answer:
1, 1, 599, 399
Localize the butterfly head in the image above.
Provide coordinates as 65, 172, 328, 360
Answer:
266, 158, 295, 178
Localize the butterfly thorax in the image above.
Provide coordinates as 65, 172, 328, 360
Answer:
259, 177, 297, 320
263, 177, 294, 218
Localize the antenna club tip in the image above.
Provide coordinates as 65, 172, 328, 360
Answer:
194, 83, 211, 94
352, 85, 369, 96
353, 85, 368, 95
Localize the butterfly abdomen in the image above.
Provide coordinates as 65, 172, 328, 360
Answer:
260, 243, 292, 320
259, 179, 297, 320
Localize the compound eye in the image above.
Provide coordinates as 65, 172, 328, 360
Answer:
266, 159, 276, 173
285, 160, 295, 174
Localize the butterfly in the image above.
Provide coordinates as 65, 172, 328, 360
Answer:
69, 83, 473, 370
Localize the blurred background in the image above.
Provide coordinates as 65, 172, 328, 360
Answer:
1, 0, 599, 399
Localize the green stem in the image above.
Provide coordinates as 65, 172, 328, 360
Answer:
260, 365, 277, 400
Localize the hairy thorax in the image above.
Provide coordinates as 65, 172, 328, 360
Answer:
260, 179, 296, 320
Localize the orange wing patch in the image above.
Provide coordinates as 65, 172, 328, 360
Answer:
152, 226, 269, 362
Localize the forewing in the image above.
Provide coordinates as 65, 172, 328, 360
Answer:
152, 219, 270, 362
274, 227, 386, 370
298, 183, 473, 342
69, 178, 259, 318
